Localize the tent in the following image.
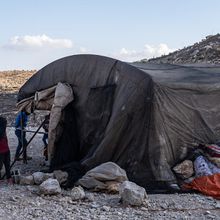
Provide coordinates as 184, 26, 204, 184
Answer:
17, 54, 220, 189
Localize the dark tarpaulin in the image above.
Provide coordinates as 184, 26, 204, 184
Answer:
17, 55, 220, 189
18, 55, 154, 188
133, 62, 220, 184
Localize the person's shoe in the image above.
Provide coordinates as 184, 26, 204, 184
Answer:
166, 182, 181, 192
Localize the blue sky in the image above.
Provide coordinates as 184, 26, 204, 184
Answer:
1, 0, 220, 70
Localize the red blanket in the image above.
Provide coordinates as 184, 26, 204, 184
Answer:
184, 173, 220, 199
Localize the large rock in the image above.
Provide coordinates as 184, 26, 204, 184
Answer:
53, 170, 68, 185
39, 178, 61, 195
70, 186, 85, 200
119, 181, 147, 206
32, 172, 46, 185
19, 175, 34, 185
173, 160, 194, 179
78, 162, 128, 191
44, 173, 54, 179
32, 172, 54, 185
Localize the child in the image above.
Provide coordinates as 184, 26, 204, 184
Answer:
14, 111, 31, 161
0, 116, 13, 184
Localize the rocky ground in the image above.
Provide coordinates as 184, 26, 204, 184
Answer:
0, 71, 220, 219
0, 107, 220, 220
0, 70, 35, 93
142, 34, 220, 64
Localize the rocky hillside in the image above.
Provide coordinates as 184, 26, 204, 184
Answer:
145, 34, 220, 64
0, 70, 36, 93
0, 70, 36, 125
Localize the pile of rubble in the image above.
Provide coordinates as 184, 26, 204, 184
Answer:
17, 162, 148, 207
145, 34, 220, 64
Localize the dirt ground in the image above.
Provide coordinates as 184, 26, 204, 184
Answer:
0, 77, 220, 219
0, 127, 219, 220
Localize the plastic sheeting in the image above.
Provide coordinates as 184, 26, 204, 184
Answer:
148, 82, 220, 182
17, 55, 220, 188
184, 173, 220, 199
78, 162, 128, 191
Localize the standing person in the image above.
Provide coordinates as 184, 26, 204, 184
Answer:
0, 116, 13, 184
14, 110, 31, 161
42, 114, 50, 161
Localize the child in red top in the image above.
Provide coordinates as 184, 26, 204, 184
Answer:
0, 116, 12, 183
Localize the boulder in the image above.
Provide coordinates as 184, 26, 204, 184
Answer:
106, 181, 121, 194
32, 172, 46, 185
19, 175, 34, 185
32, 172, 54, 185
173, 160, 194, 179
119, 181, 147, 206
53, 170, 68, 185
78, 162, 128, 191
39, 178, 61, 195
44, 173, 54, 179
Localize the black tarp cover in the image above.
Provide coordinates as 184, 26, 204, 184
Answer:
17, 55, 220, 188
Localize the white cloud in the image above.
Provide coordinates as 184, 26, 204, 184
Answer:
153, 43, 174, 56
114, 43, 176, 62
79, 47, 88, 53
4, 34, 73, 50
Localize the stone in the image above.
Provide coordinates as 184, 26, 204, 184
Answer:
102, 205, 110, 212
39, 178, 61, 195
53, 170, 68, 185
44, 173, 54, 179
9, 196, 19, 202
106, 181, 120, 194
32, 172, 46, 185
32, 172, 54, 185
70, 186, 85, 200
90, 203, 100, 209
119, 181, 147, 206
215, 201, 220, 209
19, 175, 34, 185
172, 160, 194, 179
78, 162, 128, 191
140, 207, 148, 211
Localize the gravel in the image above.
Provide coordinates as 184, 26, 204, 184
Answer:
0, 71, 219, 219
0, 128, 219, 219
